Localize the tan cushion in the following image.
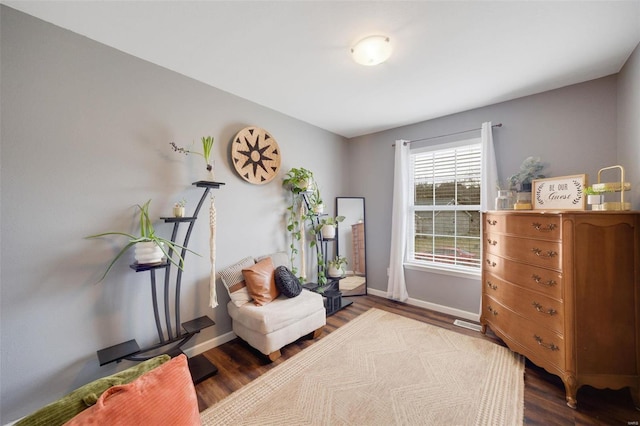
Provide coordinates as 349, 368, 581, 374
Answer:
65, 355, 200, 426
219, 256, 255, 307
242, 257, 279, 306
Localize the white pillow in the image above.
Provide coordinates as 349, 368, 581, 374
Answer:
219, 256, 255, 307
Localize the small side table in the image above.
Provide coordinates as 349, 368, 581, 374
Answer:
302, 281, 352, 316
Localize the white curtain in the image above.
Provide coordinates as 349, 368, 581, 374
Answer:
481, 122, 498, 211
386, 140, 410, 302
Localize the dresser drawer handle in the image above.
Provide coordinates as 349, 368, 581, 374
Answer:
532, 301, 557, 316
534, 335, 559, 351
487, 219, 497, 226
531, 274, 557, 287
532, 222, 557, 232
487, 238, 497, 246
487, 306, 498, 316
486, 281, 497, 290
532, 248, 558, 258
485, 259, 496, 267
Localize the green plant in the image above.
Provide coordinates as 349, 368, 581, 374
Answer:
170, 136, 215, 172
313, 215, 346, 234
282, 167, 314, 193
509, 156, 546, 189
174, 198, 186, 208
308, 185, 323, 211
328, 255, 348, 270
86, 200, 198, 282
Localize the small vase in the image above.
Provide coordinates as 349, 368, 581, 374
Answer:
495, 190, 515, 210
134, 242, 165, 265
173, 206, 185, 217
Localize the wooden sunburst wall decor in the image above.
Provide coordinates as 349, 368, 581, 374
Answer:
231, 126, 281, 184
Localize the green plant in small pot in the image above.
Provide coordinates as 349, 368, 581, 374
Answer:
327, 255, 348, 278
282, 167, 314, 193
87, 200, 198, 282
584, 186, 607, 207
308, 185, 324, 214
315, 215, 345, 240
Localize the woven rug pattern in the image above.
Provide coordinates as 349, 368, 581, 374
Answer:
200, 308, 524, 425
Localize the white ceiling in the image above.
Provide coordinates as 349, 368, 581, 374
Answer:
3, 1, 640, 138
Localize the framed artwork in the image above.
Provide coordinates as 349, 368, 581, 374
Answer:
532, 174, 587, 210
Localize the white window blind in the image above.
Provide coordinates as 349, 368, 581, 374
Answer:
407, 139, 482, 271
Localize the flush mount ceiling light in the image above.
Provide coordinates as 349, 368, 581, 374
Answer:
350, 35, 392, 66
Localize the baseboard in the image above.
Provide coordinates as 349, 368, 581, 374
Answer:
183, 330, 237, 358
365, 287, 480, 322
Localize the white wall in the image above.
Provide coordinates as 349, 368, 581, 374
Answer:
0, 7, 346, 423
347, 75, 620, 316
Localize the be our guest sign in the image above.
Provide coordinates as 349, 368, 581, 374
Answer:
533, 175, 586, 210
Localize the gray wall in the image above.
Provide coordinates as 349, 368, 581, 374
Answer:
0, 7, 346, 423
618, 43, 640, 210
347, 75, 622, 315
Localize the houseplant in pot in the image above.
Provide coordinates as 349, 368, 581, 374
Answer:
316, 215, 345, 239
327, 255, 348, 278
87, 199, 197, 282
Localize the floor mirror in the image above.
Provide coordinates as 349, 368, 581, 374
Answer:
335, 197, 367, 296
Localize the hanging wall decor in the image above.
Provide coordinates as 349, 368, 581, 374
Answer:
231, 126, 281, 184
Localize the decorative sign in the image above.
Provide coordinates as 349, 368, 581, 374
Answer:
231, 126, 281, 185
533, 175, 586, 210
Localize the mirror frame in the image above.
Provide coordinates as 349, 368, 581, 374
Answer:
335, 197, 367, 296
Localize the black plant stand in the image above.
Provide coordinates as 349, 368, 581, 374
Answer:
96, 181, 224, 384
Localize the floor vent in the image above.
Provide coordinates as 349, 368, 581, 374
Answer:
453, 319, 483, 332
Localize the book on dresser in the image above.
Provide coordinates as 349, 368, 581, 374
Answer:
480, 210, 640, 409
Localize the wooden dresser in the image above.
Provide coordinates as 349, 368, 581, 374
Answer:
480, 210, 640, 409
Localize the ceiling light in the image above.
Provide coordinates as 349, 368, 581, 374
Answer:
351, 35, 392, 66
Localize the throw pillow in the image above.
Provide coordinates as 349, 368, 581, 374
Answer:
16, 355, 170, 426
242, 257, 279, 306
274, 265, 302, 298
64, 355, 200, 426
219, 256, 255, 307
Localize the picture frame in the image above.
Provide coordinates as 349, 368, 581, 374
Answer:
532, 174, 587, 210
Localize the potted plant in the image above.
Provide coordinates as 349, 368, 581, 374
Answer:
282, 167, 314, 193
86, 199, 198, 282
508, 156, 546, 192
584, 186, 605, 207
327, 255, 348, 278
309, 185, 324, 214
173, 199, 186, 217
315, 215, 345, 239
170, 135, 215, 181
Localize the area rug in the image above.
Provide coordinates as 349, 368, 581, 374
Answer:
200, 308, 524, 425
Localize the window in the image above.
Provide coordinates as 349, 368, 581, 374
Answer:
407, 139, 482, 272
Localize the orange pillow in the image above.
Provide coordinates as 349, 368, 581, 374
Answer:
242, 257, 279, 306
64, 354, 200, 425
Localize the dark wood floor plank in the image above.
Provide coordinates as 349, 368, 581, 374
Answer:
195, 294, 640, 423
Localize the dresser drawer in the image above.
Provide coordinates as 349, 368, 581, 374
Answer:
485, 213, 561, 240
483, 295, 565, 370
483, 254, 563, 300
485, 233, 562, 270
484, 272, 564, 334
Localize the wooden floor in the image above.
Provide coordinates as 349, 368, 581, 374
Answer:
195, 294, 640, 424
